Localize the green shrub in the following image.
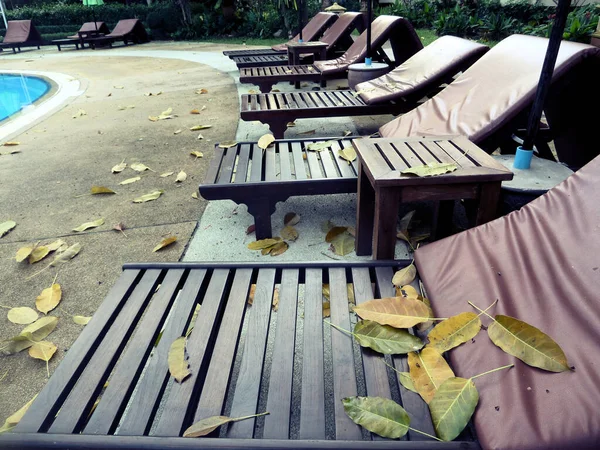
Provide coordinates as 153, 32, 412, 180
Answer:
434, 4, 482, 37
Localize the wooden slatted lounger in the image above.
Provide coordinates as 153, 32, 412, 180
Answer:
223, 12, 338, 59
0, 260, 479, 449
240, 36, 489, 138
239, 15, 423, 93
231, 12, 365, 69
0, 20, 42, 54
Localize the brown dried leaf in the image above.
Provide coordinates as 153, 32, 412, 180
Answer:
190, 109, 200, 114
91, 186, 116, 195
153, 236, 177, 252
168, 336, 190, 383
323, 301, 331, 318
248, 284, 256, 305
392, 264, 417, 287
284, 212, 300, 226
246, 224, 256, 235
248, 238, 281, 250
196, 88, 208, 94
325, 226, 348, 243
280, 226, 298, 242
353, 296, 431, 328
272, 287, 280, 311
269, 241, 289, 256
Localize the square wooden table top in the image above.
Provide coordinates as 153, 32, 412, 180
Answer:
286, 41, 328, 48
352, 136, 514, 188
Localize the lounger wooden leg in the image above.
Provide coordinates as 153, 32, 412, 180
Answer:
269, 121, 287, 139
372, 188, 401, 260
356, 164, 376, 256
474, 182, 502, 226
247, 198, 275, 239
258, 83, 275, 93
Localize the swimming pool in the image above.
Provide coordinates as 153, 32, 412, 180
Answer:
0, 74, 51, 122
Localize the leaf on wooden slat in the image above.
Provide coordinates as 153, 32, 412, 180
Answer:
120, 176, 141, 185
153, 236, 177, 252
408, 348, 455, 404
487, 315, 570, 372
248, 238, 281, 250
272, 287, 280, 311
73, 218, 105, 232
426, 312, 481, 354
111, 160, 127, 173
0, 395, 37, 434
168, 336, 190, 383
28, 246, 49, 264
352, 88, 375, 97
190, 125, 212, 131
73, 315, 91, 325
257, 134, 275, 150
323, 301, 331, 318
247, 284, 256, 305
133, 190, 164, 203
342, 396, 410, 439
29, 340, 57, 362
283, 212, 300, 226
429, 377, 478, 441
130, 162, 153, 172
0, 221, 16, 238
161, 171, 175, 177
401, 163, 458, 177
269, 241, 289, 256
353, 320, 424, 355
50, 243, 81, 266
7, 307, 38, 325
338, 146, 357, 162
183, 412, 269, 438
36, 283, 62, 314
325, 226, 348, 243
399, 372, 418, 393
176, 170, 187, 183
218, 140, 237, 149
392, 264, 417, 287
185, 304, 202, 337
306, 140, 334, 152
280, 226, 298, 241
331, 233, 354, 256
397, 284, 419, 299
353, 296, 431, 329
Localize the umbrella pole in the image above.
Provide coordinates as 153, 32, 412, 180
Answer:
0, 0, 8, 30
366, 0, 372, 66
516, 0, 571, 168
298, 0, 303, 43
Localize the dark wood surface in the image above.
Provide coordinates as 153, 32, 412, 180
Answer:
239, 64, 323, 93
224, 48, 285, 58
233, 54, 290, 68
353, 136, 513, 259
6, 261, 480, 449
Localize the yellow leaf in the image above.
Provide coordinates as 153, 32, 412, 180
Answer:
113, 85, 124, 89
130, 162, 153, 172
248, 238, 281, 250
190, 109, 200, 114
21, 316, 59, 341
160, 107, 172, 116
196, 88, 208, 94
325, 226, 348, 243
73, 218, 105, 232
15, 245, 36, 262
174, 129, 182, 135
426, 312, 482, 354
36, 283, 62, 314
73, 315, 91, 325
280, 226, 299, 241
0, 395, 37, 434
284, 212, 300, 226
190, 125, 212, 131
175, 171, 187, 183
119, 176, 141, 185
218, 140, 238, 149
353, 296, 431, 328
28, 340, 57, 361
306, 141, 334, 152
429, 377, 479, 441
192, 192, 199, 199
133, 190, 164, 203
111, 160, 127, 173
398, 285, 419, 298
392, 264, 417, 287
91, 186, 116, 195
338, 146, 357, 162
72, 109, 87, 118
257, 134, 275, 150
160, 171, 174, 177
183, 412, 268, 438
7, 307, 38, 325
323, 301, 331, 318
401, 163, 458, 177
2, 141, 20, 146
190, 151, 204, 158
272, 287, 280, 310
269, 241, 289, 256
50, 243, 81, 266
46, 239, 67, 252
408, 348, 455, 404
153, 236, 177, 252
0, 220, 16, 238
168, 336, 190, 383
331, 233, 355, 256
28, 246, 50, 264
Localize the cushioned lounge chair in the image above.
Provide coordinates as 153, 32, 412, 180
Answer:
201, 35, 600, 238
241, 36, 489, 137
86, 19, 149, 49
0, 20, 42, 54
223, 11, 338, 59
52, 22, 110, 51
414, 153, 600, 450
238, 15, 423, 93
231, 12, 365, 68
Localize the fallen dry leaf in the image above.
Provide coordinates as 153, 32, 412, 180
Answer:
133, 190, 164, 203
160, 171, 175, 177
7, 307, 38, 325
190, 109, 200, 114
29, 340, 57, 362
190, 125, 212, 131
176, 171, 187, 183
190, 151, 204, 159
112, 222, 126, 236
73, 315, 91, 325
246, 224, 256, 235
72, 109, 87, 118
269, 241, 289, 256
73, 218, 105, 232
280, 226, 299, 242
338, 146, 357, 163
168, 336, 190, 383
272, 287, 280, 311
130, 162, 153, 172
218, 140, 237, 149
119, 176, 141, 185
257, 134, 275, 150
111, 160, 127, 173
401, 163, 458, 177
153, 236, 177, 252
28, 246, 50, 264
49, 243, 81, 267
36, 283, 62, 314
196, 88, 208, 94
15, 244, 36, 263
248, 238, 281, 250
192, 192, 199, 199
91, 186, 116, 195
392, 264, 417, 287
284, 212, 300, 226
174, 129, 182, 135
0, 221, 17, 238
2, 141, 19, 146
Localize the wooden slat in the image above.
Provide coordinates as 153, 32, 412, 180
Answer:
328, 268, 362, 440
48, 270, 162, 434
227, 269, 276, 438
307, 92, 326, 108
377, 142, 409, 171
204, 148, 225, 184
352, 139, 393, 179
241, 95, 249, 112
390, 141, 423, 169
217, 147, 239, 184
259, 95, 268, 111
420, 141, 458, 165
115, 269, 207, 436
299, 92, 318, 108
406, 141, 438, 166
291, 142, 307, 180
192, 269, 253, 423
265, 147, 277, 181
318, 92, 336, 107
452, 136, 511, 172
15, 270, 141, 433
292, 93, 309, 109
320, 148, 340, 179
152, 269, 231, 436
284, 93, 298, 110
83, 269, 189, 435
275, 93, 288, 109
330, 141, 357, 178
299, 268, 326, 439
250, 95, 258, 112
338, 91, 363, 106
433, 140, 476, 168
266, 94, 279, 111
234, 144, 252, 184
262, 269, 300, 439
250, 145, 264, 182
279, 143, 293, 181
305, 145, 324, 179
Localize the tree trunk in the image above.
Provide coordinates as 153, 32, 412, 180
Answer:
174, 0, 192, 26
222, 0, 236, 21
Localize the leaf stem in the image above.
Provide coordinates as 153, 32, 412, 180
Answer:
470, 364, 514, 380
381, 358, 402, 375
0, 370, 8, 383
324, 320, 356, 338
231, 411, 269, 423
407, 426, 442, 441
468, 300, 496, 320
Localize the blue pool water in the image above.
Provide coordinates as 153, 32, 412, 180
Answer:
0, 74, 50, 122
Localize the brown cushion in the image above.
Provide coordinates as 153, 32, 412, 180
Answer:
107, 19, 148, 42
319, 12, 363, 48
379, 35, 600, 147
414, 155, 600, 450
356, 36, 489, 105
271, 12, 337, 52
3, 20, 41, 44
67, 22, 110, 39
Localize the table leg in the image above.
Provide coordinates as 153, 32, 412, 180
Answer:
434, 200, 455, 239
355, 163, 375, 256
373, 188, 401, 260
319, 48, 326, 60
475, 182, 502, 225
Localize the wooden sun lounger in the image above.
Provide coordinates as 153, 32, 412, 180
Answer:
0, 260, 479, 449
223, 12, 339, 59
231, 12, 365, 69
241, 37, 489, 138
0, 20, 42, 54
86, 19, 149, 49
239, 15, 423, 93
52, 22, 110, 51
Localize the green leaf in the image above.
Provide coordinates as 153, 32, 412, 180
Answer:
401, 163, 457, 177
7, 307, 39, 325
398, 372, 418, 393
0, 220, 16, 238
73, 218, 105, 232
0, 395, 37, 435
429, 377, 479, 441
133, 190, 164, 203
353, 320, 424, 354
342, 396, 410, 439
487, 315, 570, 372
426, 312, 481, 354
331, 232, 355, 256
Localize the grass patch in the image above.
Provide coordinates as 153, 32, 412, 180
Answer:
415, 28, 438, 46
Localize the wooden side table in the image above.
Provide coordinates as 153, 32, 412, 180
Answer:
287, 41, 328, 88
353, 136, 514, 259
